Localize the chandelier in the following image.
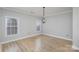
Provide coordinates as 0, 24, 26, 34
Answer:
42, 7, 46, 23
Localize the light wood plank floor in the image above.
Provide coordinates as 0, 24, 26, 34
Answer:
2, 35, 74, 52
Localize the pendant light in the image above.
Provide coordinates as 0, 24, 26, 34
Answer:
42, 7, 46, 23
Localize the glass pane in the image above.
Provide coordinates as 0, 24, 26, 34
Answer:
7, 27, 11, 35
7, 27, 17, 35
7, 18, 17, 27
11, 27, 17, 34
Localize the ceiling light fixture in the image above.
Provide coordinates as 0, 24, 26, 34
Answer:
42, 7, 46, 23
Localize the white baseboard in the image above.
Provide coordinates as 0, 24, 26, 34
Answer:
72, 45, 79, 50
1, 33, 72, 44
1, 33, 41, 44
43, 33, 72, 41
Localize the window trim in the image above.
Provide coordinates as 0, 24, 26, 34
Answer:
5, 16, 19, 37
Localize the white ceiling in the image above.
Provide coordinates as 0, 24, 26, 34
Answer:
2, 7, 72, 17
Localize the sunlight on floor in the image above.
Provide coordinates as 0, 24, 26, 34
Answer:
2, 35, 73, 52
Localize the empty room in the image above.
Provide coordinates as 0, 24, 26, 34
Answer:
0, 7, 78, 52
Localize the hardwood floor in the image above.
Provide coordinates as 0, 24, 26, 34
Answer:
2, 35, 73, 52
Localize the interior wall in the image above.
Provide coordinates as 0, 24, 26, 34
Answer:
0, 8, 40, 43
43, 12, 72, 40
73, 7, 79, 48
0, 8, 73, 43
0, 9, 3, 42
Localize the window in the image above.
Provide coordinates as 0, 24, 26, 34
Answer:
6, 17, 18, 35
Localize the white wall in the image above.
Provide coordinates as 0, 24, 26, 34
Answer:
73, 8, 79, 49
0, 8, 3, 42
0, 8, 40, 43
43, 12, 72, 39
0, 8, 73, 43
